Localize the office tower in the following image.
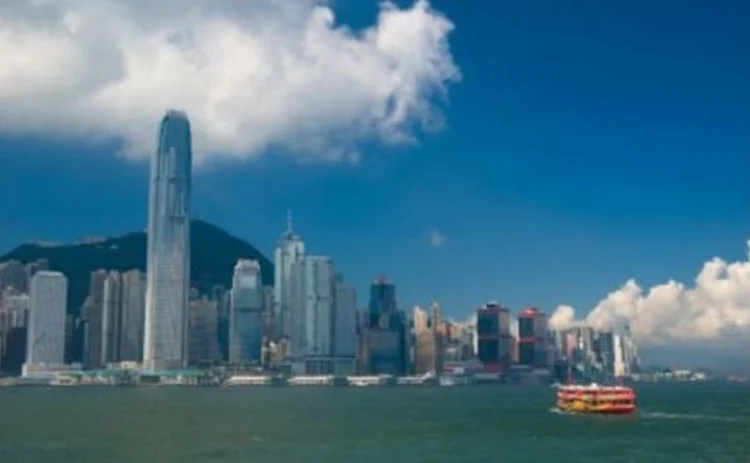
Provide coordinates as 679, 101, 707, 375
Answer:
82, 270, 108, 369
262, 285, 274, 338
363, 277, 408, 375
332, 275, 357, 359
621, 326, 640, 375
273, 211, 305, 339
595, 330, 616, 379
119, 270, 146, 362
475, 301, 512, 372
188, 298, 220, 366
102, 271, 123, 364
0, 292, 29, 375
24, 259, 49, 290
229, 260, 264, 365
368, 276, 396, 328
289, 256, 334, 358
215, 288, 231, 362
613, 333, 626, 378
0, 260, 25, 293
517, 307, 549, 368
144, 110, 192, 372
23, 271, 67, 375
412, 306, 428, 334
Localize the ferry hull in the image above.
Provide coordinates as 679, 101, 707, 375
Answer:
557, 405, 636, 415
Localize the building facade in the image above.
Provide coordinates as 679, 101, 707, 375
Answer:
119, 270, 146, 362
289, 256, 334, 358
273, 212, 305, 339
333, 275, 357, 359
23, 271, 67, 375
189, 298, 221, 366
229, 259, 264, 365
517, 307, 549, 368
475, 301, 512, 372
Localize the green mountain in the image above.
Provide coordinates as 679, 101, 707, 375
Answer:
0, 220, 274, 315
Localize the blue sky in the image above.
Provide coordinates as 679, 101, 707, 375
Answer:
0, 0, 748, 333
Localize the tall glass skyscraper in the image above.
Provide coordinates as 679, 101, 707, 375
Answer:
229, 259, 264, 365
143, 110, 192, 372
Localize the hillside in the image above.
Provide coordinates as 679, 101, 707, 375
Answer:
0, 220, 274, 315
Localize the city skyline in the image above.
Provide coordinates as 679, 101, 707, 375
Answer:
0, 0, 748, 369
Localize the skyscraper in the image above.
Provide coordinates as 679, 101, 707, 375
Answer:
143, 110, 192, 372
119, 269, 146, 362
229, 259, 264, 365
82, 269, 107, 369
273, 212, 305, 339
332, 275, 357, 359
23, 271, 67, 375
289, 256, 334, 358
363, 277, 408, 375
368, 277, 396, 328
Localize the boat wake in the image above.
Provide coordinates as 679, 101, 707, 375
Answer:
640, 411, 740, 423
549, 407, 577, 415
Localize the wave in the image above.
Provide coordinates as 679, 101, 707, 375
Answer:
640, 411, 741, 422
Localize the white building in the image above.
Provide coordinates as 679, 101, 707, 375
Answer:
273, 212, 305, 339
229, 259, 264, 365
23, 271, 67, 376
289, 256, 334, 357
412, 305, 428, 334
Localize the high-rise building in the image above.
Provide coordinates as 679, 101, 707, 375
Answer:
475, 301, 512, 372
412, 305, 428, 334
102, 271, 123, 364
332, 275, 357, 359
82, 270, 108, 369
0, 291, 29, 375
24, 259, 50, 291
144, 110, 192, 372
289, 256, 334, 358
188, 298, 221, 367
368, 277, 396, 328
229, 259, 264, 365
215, 288, 231, 362
273, 211, 305, 339
0, 260, 26, 294
517, 307, 549, 368
23, 271, 67, 375
119, 270, 146, 362
363, 277, 408, 375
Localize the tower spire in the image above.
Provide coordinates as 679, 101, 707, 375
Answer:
286, 209, 294, 233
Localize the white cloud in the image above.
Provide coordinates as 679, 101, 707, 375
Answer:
549, 240, 750, 347
548, 304, 576, 331
428, 229, 445, 248
0, 0, 460, 164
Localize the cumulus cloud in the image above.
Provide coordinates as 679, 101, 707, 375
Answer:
428, 229, 445, 248
548, 304, 576, 331
550, 241, 750, 347
0, 0, 460, 163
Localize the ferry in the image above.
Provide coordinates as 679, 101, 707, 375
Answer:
556, 383, 637, 415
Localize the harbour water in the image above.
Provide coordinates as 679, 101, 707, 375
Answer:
0, 382, 747, 462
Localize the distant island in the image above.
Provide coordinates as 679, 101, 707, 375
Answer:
0, 220, 274, 314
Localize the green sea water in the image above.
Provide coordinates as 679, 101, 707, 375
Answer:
0, 382, 747, 462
